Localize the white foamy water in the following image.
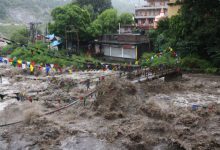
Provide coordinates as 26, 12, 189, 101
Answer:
0, 77, 17, 111
0, 100, 17, 111
1, 77, 10, 85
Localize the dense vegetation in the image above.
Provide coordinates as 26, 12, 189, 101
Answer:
149, 0, 220, 73
49, 3, 134, 42
1, 41, 100, 68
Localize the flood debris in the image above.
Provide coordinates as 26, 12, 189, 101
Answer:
0, 64, 219, 150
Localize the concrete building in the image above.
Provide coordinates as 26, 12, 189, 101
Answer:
95, 34, 150, 62
135, 0, 169, 29
168, 0, 183, 18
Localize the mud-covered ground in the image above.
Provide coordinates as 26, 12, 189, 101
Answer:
0, 64, 220, 150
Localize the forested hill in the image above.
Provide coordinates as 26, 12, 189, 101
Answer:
0, 0, 71, 24
0, 0, 145, 24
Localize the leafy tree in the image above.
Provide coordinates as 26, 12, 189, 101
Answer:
86, 19, 102, 37
10, 28, 29, 46
75, 0, 112, 15
94, 9, 119, 34
49, 4, 92, 42
89, 9, 136, 36
49, 3, 133, 45
119, 13, 134, 25
182, 0, 220, 66
83, 4, 96, 20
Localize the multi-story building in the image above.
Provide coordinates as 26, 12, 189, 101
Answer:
135, 0, 169, 29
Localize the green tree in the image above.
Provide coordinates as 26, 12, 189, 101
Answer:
180, 0, 220, 66
83, 4, 96, 20
94, 9, 119, 34
153, 0, 220, 67
119, 13, 134, 25
10, 28, 29, 46
75, 0, 112, 15
49, 4, 92, 42
86, 19, 102, 37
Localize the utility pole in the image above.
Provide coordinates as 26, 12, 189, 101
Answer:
119, 23, 121, 34
29, 22, 42, 44
65, 25, 79, 55
44, 23, 48, 43
29, 22, 34, 44
65, 26, 68, 51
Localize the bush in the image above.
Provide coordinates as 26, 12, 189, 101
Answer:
141, 52, 155, 60
205, 68, 218, 74
140, 52, 178, 68
151, 53, 177, 67
9, 44, 100, 69
181, 55, 212, 69
0, 45, 14, 56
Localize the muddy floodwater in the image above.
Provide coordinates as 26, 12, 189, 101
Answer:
0, 64, 220, 150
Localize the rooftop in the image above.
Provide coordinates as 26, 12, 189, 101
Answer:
96, 34, 149, 45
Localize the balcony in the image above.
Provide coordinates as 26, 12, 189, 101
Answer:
135, 15, 155, 19
137, 24, 154, 30
135, 6, 168, 10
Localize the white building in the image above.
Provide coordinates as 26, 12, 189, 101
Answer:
135, 0, 169, 29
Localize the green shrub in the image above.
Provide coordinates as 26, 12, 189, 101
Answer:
141, 52, 155, 59
0, 45, 14, 56
205, 68, 218, 74
181, 55, 212, 69
141, 52, 178, 67
9, 43, 100, 69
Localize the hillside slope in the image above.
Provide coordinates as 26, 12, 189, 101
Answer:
0, 0, 71, 24
0, 0, 146, 24
0, 0, 146, 37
